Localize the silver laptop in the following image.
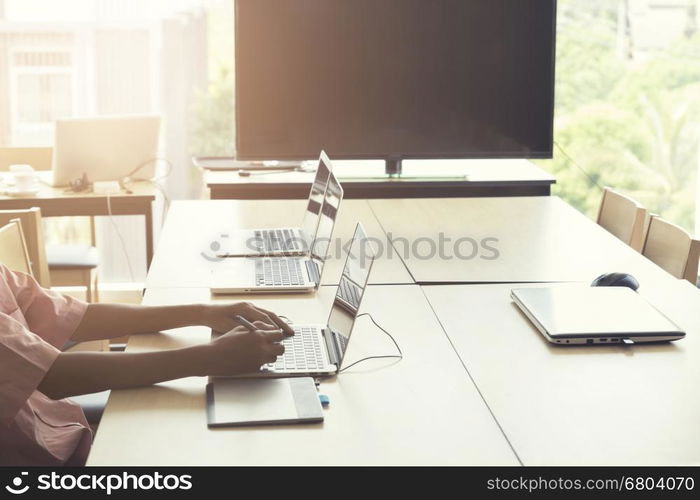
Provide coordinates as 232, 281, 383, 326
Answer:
43, 114, 161, 187
218, 151, 333, 257
511, 286, 685, 345
219, 222, 375, 377
210, 168, 343, 294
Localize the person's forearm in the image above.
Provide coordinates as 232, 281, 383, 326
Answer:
38, 346, 209, 400
71, 303, 206, 341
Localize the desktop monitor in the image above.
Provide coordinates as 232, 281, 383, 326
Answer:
235, 0, 556, 174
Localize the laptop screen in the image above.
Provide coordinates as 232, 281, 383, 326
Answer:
299, 151, 332, 248
326, 223, 375, 366
309, 169, 343, 281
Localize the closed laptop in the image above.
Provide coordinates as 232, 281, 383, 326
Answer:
511, 286, 685, 345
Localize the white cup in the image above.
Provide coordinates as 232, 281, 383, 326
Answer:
9, 164, 38, 192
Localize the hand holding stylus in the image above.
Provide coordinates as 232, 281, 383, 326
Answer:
200, 301, 294, 336
205, 318, 285, 376
235, 315, 283, 337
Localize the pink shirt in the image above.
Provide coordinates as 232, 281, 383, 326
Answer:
0, 264, 90, 466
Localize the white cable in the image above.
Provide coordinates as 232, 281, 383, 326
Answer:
106, 192, 136, 283
102, 157, 174, 283
124, 157, 172, 223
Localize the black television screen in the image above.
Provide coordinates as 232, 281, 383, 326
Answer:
235, 0, 556, 167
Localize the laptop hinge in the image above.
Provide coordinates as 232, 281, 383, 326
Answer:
306, 259, 321, 284
322, 328, 341, 366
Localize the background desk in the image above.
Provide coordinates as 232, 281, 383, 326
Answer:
422, 279, 700, 465
87, 286, 518, 466
204, 160, 555, 200
145, 199, 413, 288
0, 182, 156, 265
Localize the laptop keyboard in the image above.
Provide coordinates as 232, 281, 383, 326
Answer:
254, 229, 302, 253
268, 326, 326, 371
334, 329, 349, 353
338, 278, 362, 308
255, 258, 306, 286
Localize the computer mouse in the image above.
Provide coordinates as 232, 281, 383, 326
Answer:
591, 272, 640, 291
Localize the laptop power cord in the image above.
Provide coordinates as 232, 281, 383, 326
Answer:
338, 313, 403, 373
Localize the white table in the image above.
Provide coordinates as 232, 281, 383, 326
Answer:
88, 286, 518, 465
422, 279, 700, 465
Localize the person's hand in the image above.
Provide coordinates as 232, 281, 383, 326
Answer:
201, 302, 294, 337
204, 322, 285, 376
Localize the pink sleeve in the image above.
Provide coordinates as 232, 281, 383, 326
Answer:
0, 267, 88, 348
0, 313, 61, 424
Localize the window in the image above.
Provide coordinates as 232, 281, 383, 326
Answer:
16, 72, 72, 123
10, 49, 74, 144
0, 0, 218, 283
537, 0, 700, 233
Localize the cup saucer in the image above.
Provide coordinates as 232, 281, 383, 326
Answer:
6, 186, 41, 196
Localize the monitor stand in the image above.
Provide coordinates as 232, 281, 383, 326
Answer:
385, 158, 403, 177
337, 157, 467, 181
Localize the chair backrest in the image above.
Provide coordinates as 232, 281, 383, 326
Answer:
0, 220, 32, 275
0, 147, 53, 171
642, 215, 700, 283
0, 208, 50, 287
596, 187, 647, 252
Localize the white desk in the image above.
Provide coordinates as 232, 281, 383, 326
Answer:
90, 194, 700, 465
146, 200, 413, 288
368, 196, 674, 284
422, 279, 700, 465
88, 286, 517, 465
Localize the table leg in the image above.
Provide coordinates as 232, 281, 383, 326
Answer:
145, 204, 154, 268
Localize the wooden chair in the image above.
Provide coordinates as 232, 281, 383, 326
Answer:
642, 215, 700, 283
0, 219, 107, 351
0, 220, 33, 275
0, 208, 51, 287
47, 245, 100, 303
0, 219, 108, 424
597, 187, 647, 252
0, 147, 100, 302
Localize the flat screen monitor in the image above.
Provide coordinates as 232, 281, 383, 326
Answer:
235, 0, 556, 173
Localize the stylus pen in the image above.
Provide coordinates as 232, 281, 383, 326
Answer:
235, 315, 282, 334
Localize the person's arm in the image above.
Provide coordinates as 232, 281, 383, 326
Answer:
39, 322, 284, 400
70, 301, 294, 342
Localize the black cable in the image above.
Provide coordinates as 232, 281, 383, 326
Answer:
338, 313, 403, 373
553, 140, 605, 192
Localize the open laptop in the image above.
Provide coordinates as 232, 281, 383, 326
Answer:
210, 168, 343, 294
217, 151, 333, 257
41, 114, 161, 187
511, 286, 686, 345
215, 222, 375, 378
